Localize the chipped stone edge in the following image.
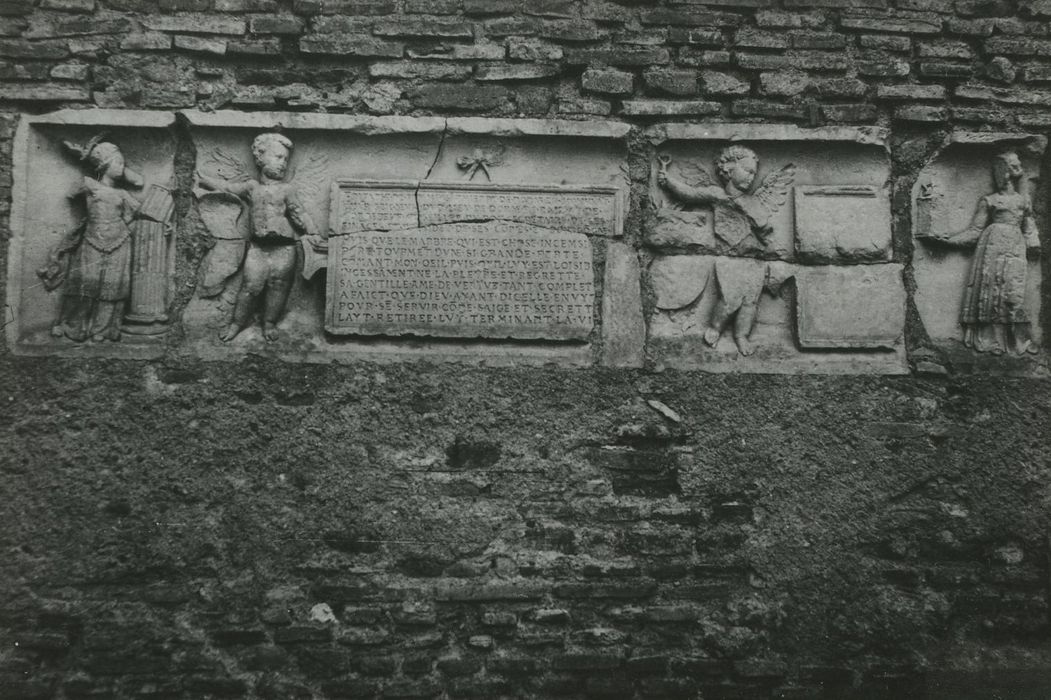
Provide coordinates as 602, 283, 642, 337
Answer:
180, 111, 633, 140
180, 109, 447, 134
446, 117, 632, 139
7, 109, 176, 355
19, 108, 177, 129
645, 123, 889, 149
948, 130, 1047, 151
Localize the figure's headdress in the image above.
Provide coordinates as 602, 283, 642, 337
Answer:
62, 134, 144, 188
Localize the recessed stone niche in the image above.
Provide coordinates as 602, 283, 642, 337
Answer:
644, 124, 906, 374
912, 132, 1047, 375
7, 109, 639, 368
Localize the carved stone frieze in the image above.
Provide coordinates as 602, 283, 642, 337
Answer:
6, 110, 177, 359
175, 110, 633, 367
912, 132, 1046, 374
644, 124, 905, 374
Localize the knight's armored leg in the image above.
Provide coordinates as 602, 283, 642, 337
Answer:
733, 300, 759, 356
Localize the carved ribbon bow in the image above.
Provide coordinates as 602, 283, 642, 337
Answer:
456, 146, 505, 181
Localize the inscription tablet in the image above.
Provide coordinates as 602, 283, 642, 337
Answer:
417, 182, 622, 237
336, 180, 418, 234
327, 222, 594, 340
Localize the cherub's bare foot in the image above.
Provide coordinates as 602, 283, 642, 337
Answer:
702, 327, 721, 347
51, 325, 65, 338
263, 323, 279, 341
735, 336, 756, 356
218, 323, 241, 342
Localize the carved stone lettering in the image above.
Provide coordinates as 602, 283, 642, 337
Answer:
326, 222, 594, 340
417, 183, 622, 237
794, 185, 892, 263
338, 181, 418, 233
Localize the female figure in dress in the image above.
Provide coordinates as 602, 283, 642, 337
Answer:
924, 151, 1041, 355
38, 136, 144, 342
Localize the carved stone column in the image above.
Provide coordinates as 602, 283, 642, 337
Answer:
124, 184, 174, 336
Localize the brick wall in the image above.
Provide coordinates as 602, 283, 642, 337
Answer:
3, 1, 1051, 699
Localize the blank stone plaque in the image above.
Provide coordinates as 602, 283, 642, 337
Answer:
796, 265, 905, 349
327, 221, 594, 340
794, 185, 892, 262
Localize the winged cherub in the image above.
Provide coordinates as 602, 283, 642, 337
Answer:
196, 132, 327, 342
656, 145, 795, 355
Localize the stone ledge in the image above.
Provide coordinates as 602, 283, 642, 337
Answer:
645, 122, 889, 147
19, 108, 176, 128
179, 110, 633, 139
446, 117, 632, 139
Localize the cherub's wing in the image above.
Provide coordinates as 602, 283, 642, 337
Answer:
204, 147, 253, 184
197, 191, 249, 298
751, 163, 796, 219
287, 149, 330, 214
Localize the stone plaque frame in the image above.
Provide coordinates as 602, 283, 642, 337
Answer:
324, 179, 624, 341
6, 109, 177, 360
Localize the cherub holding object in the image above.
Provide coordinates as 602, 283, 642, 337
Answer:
656, 145, 795, 355
37, 135, 145, 342
919, 150, 1041, 355
196, 132, 327, 342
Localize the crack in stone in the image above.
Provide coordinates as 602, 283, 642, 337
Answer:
415, 118, 449, 229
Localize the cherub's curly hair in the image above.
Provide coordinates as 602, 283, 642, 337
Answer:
714, 145, 758, 185
251, 132, 293, 164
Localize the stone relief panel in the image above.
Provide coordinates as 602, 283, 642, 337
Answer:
6, 110, 176, 359
913, 133, 1046, 375
643, 125, 906, 374
178, 112, 634, 367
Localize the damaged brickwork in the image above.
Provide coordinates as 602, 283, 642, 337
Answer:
2, 1, 1051, 699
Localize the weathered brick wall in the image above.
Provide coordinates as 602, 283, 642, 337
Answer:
2, 1, 1051, 699
0, 0, 1051, 123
